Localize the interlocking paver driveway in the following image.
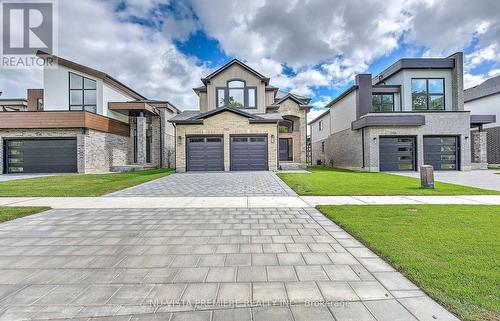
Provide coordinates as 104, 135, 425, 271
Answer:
107, 171, 296, 197
0, 208, 459, 321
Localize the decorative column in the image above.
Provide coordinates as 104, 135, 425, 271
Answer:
136, 116, 147, 165
471, 131, 488, 169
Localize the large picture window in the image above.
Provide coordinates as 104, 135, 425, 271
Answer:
411, 78, 444, 111
69, 72, 97, 113
372, 94, 394, 112
216, 80, 257, 109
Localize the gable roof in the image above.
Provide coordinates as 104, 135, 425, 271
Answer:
36, 50, 147, 101
201, 59, 270, 85
275, 91, 311, 104
273, 93, 312, 106
464, 75, 500, 102
169, 107, 282, 124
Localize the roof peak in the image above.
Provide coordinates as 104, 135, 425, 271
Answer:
201, 59, 270, 85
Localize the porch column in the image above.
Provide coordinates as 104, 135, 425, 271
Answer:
136, 116, 147, 165
471, 131, 488, 168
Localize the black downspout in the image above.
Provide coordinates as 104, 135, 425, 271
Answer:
159, 113, 163, 168
361, 127, 365, 168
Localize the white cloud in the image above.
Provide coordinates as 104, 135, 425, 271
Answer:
1, 0, 500, 108
0, 0, 208, 109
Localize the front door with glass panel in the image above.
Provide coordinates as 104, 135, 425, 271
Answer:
279, 138, 293, 161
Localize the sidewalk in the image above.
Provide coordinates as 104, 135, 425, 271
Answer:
1, 195, 499, 208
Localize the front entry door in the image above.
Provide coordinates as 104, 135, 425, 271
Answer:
279, 138, 293, 161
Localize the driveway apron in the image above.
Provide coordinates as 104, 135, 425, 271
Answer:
0, 172, 460, 321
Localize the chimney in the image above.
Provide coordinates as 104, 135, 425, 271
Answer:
355, 74, 373, 119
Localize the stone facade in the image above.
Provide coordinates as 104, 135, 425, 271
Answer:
83, 129, 129, 173
471, 131, 488, 169
175, 111, 278, 172
277, 98, 307, 164
0, 128, 128, 174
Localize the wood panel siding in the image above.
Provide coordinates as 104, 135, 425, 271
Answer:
0, 111, 130, 136
27, 89, 44, 111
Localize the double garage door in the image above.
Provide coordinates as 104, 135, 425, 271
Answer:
186, 135, 268, 171
3, 138, 77, 174
379, 136, 459, 171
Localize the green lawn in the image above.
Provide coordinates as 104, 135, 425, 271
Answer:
318, 205, 500, 321
278, 166, 500, 195
0, 207, 50, 223
0, 168, 174, 197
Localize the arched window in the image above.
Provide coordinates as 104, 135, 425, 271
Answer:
216, 79, 257, 109
279, 119, 294, 133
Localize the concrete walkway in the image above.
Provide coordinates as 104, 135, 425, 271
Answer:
392, 169, 500, 191
1, 195, 500, 208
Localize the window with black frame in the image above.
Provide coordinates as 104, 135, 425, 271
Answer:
372, 94, 394, 112
411, 78, 445, 111
216, 80, 257, 109
69, 72, 97, 113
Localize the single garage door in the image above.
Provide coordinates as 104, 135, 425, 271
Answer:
4, 138, 77, 173
379, 136, 416, 171
424, 136, 459, 170
186, 136, 224, 171
230, 135, 268, 171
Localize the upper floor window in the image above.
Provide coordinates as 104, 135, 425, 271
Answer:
279, 119, 294, 133
319, 120, 324, 131
216, 80, 257, 109
69, 72, 97, 113
372, 94, 394, 112
411, 78, 444, 111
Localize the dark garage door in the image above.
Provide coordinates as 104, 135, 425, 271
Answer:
379, 136, 416, 171
424, 136, 459, 170
230, 135, 268, 171
186, 136, 224, 171
4, 138, 77, 174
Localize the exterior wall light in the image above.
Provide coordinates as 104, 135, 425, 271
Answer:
271, 134, 275, 143
178, 135, 183, 144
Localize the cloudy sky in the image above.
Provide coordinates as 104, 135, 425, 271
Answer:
2, 0, 500, 121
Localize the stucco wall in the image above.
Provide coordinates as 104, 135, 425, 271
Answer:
465, 93, 500, 129
331, 90, 357, 132
310, 112, 330, 144
205, 64, 267, 114
175, 111, 278, 172
383, 69, 454, 111
43, 63, 131, 122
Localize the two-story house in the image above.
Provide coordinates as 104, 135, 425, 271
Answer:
169, 59, 311, 172
465, 75, 499, 166
0, 51, 179, 174
310, 52, 493, 172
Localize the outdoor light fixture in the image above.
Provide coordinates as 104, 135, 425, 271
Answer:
178, 135, 182, 144
271, 135, 275, 143
373, 137, 377, 141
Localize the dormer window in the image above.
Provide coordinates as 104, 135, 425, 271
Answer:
216, 80, 257, 109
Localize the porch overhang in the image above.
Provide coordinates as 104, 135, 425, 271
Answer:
351, 114, 425, 130
470, 114, 496, 127
108, 101, 158, 116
